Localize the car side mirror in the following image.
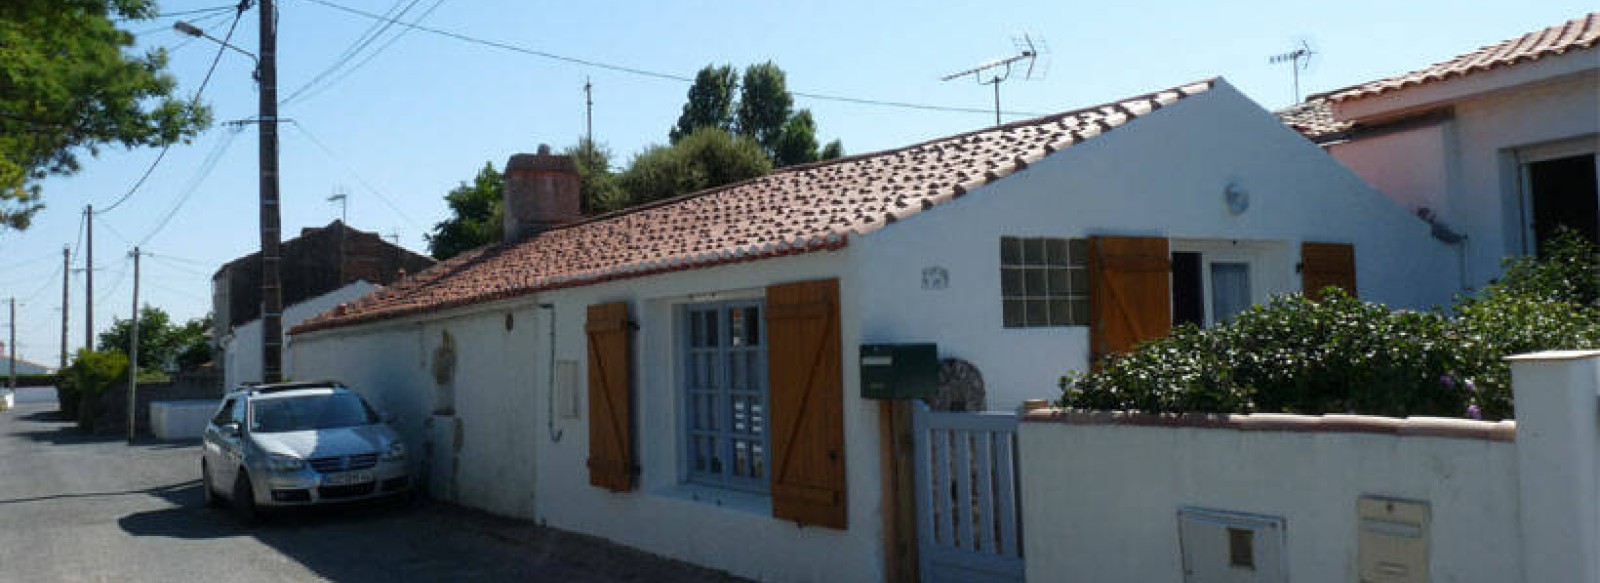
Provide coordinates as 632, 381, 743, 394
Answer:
221, 423, 240, 438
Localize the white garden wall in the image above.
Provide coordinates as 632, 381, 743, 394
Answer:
855, 80, 1461, 411
1019, 351, 1600, 583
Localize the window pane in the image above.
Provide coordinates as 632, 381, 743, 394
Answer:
1000, 237, 1022, 265
704, 311, 718, 347
1070, 298, 1090, 326
734, 440, 750, 477
1211, 262, 1252, 324
1024, 269, 1047, 296
1047, 268, 1070, 297
752, 443, 766, 478
694, 436, 710, 472
1046, 239, 1069, 266
1025, 299, 1048, 326
745, 352, 761, 391
1003, 299, 1025, 327
728, 307, 746, 347
690, 311, 703, 348
1068, 267, 1088, 295
744, 306, 761, 346
1001, 268, 1024, 296
1048, 299, 1073, 326
1024, 238, 1046, 266
728, 353, 745, 390
1069, 239, 1089, 267
750, 400, 764, 435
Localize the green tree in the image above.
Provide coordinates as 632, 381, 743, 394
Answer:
820, 139, 844, 161
0, 0, 211, 230
619, 127, 771, 207
426, 161, 504, 259
772, 109, 821, 167
97, 305, 208, 373
565, 138, 627, 215
735, 62, 795, 158
670, 65, 738, 144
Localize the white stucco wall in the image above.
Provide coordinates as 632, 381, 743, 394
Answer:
294, 250, 889, 583
854, 80, 1461, 410
224, 280, 377, 389
1018, 421, 1521, 582
1328, 66, 1600, 290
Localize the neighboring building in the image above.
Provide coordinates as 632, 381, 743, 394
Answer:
212, 220, 433, 385
1280, 12, 1599, 289
289, 79, 1459, 582
0, 343, 53, 375
221, 281, 377, 390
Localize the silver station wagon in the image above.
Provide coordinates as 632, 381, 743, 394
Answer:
201, 381, 411, 521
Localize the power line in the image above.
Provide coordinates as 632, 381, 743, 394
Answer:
280, 0, 427, 106
285, 0, 447, 106
300, 0, 1044, 117
138, 127, 243, 246
96, 5, 247, 215
117, 5, 238, 22
286, 119, 422, 229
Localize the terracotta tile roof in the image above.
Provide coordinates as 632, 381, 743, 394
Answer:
292, 79, 1216, 334
1330, 12, 1600, 103
1274, 98, 1352, 141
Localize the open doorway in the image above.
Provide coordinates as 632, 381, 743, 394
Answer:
1525, 153, 1599, 255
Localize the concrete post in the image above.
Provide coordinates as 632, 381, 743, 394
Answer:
1510, 349, 1600, 583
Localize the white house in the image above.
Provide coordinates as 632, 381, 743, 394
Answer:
288, 78, 1460, 582
222, 280, 376, 389
1, 344, 52, 376
1280, 12, 1598, 290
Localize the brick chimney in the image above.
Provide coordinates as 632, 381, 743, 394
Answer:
503, 144, 581, 243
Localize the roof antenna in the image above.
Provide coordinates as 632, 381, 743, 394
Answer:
942, 34, 1049, 126
1269, 39, 1317, 103
327, 187, 348, 224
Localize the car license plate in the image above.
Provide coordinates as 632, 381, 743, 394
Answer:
323, 471, 373, 486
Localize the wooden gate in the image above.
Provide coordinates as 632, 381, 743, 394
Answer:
913, 402, 1024, 583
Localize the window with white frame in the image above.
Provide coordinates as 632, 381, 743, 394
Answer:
1000, 236, 1090, 327
1172, 243, 1261, 327
681, 300, 768, 492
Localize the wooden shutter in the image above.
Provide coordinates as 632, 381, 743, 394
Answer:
1302, 242, 1357, 300
586, 301, 636, 492
766, 278, 847, 529
1088, 236, 1172, 362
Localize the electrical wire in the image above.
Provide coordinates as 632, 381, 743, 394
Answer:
96, 5, 247, 215
284, 0, 447, 106
286, 120, 422, 230
19, 263, 63, 306
137, 126, 243, 247
280, 0, 423, 105
116, 5, 238, 22
299, 0, 1045, 117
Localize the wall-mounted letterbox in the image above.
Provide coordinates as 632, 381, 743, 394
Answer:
859, 343, 939, 400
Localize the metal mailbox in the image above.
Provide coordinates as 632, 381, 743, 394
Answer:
859, 343, 939, 400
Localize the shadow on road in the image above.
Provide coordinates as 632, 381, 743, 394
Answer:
0, 480, 198, 507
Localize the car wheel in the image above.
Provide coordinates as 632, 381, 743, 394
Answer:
231, 470, 259, 524
201, 460, 222, 508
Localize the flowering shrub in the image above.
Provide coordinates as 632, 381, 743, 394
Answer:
1059, 231, 1600, 420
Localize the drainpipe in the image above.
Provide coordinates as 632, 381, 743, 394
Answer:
539, 303, 562, 442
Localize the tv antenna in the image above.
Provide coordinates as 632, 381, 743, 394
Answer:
327, 187, 348, 223
1269, 39, 1317, 102
942, 34, 1049, 126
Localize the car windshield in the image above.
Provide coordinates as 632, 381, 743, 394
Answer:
250, 392, 379, 433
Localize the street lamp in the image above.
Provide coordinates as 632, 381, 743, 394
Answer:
173, 8, 285, 384
172, 21, 259, 68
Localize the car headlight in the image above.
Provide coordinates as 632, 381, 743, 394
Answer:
382, 441, 406, 461
266, 454, 305, 472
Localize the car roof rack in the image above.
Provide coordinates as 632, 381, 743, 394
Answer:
249, 380, 346, 394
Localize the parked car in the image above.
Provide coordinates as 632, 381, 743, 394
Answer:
201, 381, 410, 521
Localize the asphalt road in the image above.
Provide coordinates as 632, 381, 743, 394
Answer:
0, 388, 745, 583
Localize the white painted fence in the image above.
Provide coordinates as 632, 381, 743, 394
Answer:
913, 402, 1024, 583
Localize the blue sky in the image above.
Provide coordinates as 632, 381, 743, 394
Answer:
0, 0, 1594, 366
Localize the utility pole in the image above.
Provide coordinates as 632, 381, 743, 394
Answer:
8, 297, 16, 391
127, 248, 140, 443
259, 0, 284, 384
60, 246, 69, 370
84, 205, 93, 351
584, 77, 593, 144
